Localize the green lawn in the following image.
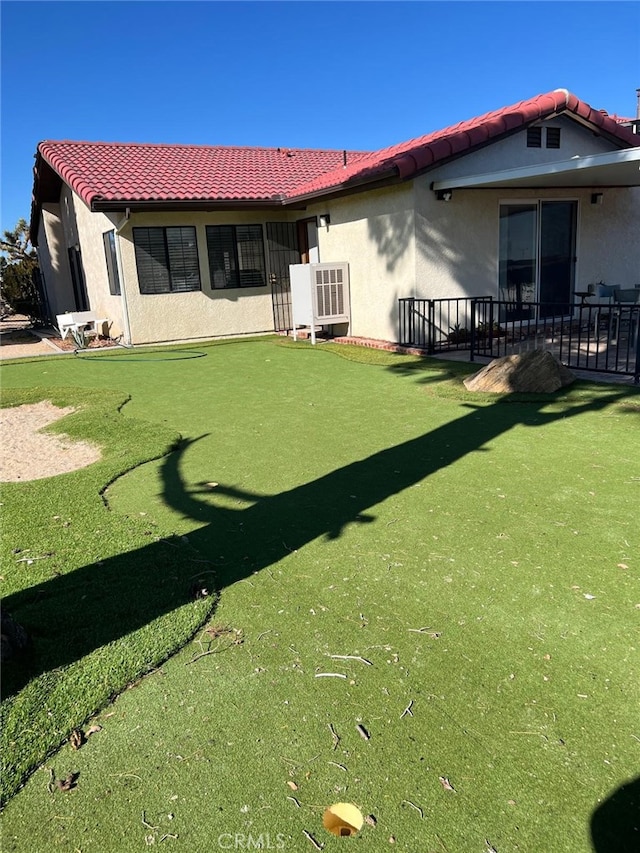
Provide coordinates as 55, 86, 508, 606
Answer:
1, 339, 638, 852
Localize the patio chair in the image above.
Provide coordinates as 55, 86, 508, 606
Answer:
587, 283, 617, 335
611, 288, 640, 346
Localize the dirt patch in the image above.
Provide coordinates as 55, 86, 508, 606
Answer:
1, 319, 119, 360
0, 401, 102, 482
0, 328, 59, 359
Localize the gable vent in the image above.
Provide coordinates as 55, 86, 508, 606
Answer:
527, 127, 542, 148
546, 127, 561, 148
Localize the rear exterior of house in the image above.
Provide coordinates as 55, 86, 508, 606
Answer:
31, 90, 640, 347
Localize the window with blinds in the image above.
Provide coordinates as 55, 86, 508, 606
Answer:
206, 225, 266, 289
133, 227, 201, 294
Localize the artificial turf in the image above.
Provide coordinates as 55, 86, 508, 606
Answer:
0, 338, 638, 851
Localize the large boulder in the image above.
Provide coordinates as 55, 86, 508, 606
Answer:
463, 349, 576, 394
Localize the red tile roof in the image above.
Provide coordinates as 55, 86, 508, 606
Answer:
288, 89, 639, 199
33, 90, 639, 219
36, 141, 371, 207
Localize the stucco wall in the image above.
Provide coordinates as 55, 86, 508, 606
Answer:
308, 185, 416, 342
37, 204, 75, 321
116, 211, 299, 345
413, 181, 640, 300
71, 194, 126, 337
578, 186, 640, 287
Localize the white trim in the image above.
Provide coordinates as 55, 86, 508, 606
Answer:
433, 148, 640, 191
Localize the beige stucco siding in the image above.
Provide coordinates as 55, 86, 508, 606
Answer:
415, 182, 640, 300
577, 187, 640, 287
309, 185, 416, 342
71, 193, 126, 337
37, 205, 75, 320
413, 181, 497, 299
116, 211, 297, 345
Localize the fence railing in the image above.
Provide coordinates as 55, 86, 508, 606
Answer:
398, 296, 640, 383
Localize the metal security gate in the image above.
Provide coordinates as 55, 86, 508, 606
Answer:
266, 223, 301, 331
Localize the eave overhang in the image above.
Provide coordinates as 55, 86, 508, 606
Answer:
431, 147, 640, 192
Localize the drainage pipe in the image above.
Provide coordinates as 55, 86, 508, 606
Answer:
115, 207, 133, 347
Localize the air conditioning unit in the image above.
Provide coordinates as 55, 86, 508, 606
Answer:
290, 262, 350, 344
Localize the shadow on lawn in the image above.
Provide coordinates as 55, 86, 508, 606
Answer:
1, 385, 632, 699
590, 775, 640, 853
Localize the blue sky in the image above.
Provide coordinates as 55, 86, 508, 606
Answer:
1, 0, 638, 236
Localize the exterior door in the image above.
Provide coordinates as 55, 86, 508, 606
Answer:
499, 200, 577, 320
267, 219, 319, 331
539, 201, 577, 317
266, 223, 300, 331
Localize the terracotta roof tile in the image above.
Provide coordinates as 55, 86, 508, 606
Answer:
34, 90, 639, 215
286, 89, 639, 199
36, 141, 370, 208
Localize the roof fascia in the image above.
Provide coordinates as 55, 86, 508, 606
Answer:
561, 111, 637, 148
92, 197, 308, 213
284, 166, 402, 205
30, 153, 64, 246
431, 147, 640, 191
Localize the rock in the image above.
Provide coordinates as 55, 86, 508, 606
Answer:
463, 349, 576, 394
0, 607, 29, 662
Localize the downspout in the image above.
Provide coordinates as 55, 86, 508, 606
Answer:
114, 207, 133, 346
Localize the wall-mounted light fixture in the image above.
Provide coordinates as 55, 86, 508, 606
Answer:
436, 190, 453, 202
318, 213, 331, 228
591, 193, 603, 205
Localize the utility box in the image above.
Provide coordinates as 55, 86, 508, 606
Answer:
290, 262, 350, 344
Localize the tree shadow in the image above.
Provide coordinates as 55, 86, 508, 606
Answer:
2, 384, 630, 701
590, 776, 640, 853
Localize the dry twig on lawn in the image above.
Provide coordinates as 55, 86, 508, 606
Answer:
402, 800, 424, 818
329, 654, 373, 666
400, 699, 414, 719
302, 829, 324, 850
141, 811, 159, 831
328, 723, 341, 750
408, 627, 441, 638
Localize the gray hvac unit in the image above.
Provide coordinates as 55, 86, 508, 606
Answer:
290, 262, 350, 344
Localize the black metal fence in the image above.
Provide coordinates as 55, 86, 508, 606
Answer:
398, 296, 640, 383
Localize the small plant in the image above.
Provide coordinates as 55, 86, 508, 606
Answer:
477, 321, 504, 339
70, 327, 89, 350
446, 323, 470, 344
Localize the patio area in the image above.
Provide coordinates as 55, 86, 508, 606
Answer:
398, 297, 640, 384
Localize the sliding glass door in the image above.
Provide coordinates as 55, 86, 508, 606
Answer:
499, 200, 576, 320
